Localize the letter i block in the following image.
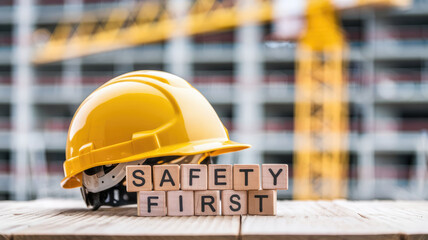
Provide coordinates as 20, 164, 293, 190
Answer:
126, 165, 152, 192
262, 164, 288, 190
208, 164, 232, 190
138, 191, 167, 216
153, 165, 180, 191
181, 164, 207, 190
167, 191, 194, 216
221, 190, 247, 215
248, 190, 277, 216
194, 190, 220, 216
233, 164, 260, 190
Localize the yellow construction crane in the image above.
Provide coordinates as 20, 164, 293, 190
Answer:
32, 0, 409, 199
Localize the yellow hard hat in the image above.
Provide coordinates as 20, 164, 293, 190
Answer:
62, 70, 250, 189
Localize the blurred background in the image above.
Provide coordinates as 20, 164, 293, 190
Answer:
1, 0, 428, 201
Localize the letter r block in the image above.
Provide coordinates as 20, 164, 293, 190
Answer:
262, 164, 288, 190
221, 190, 247, 215
208, 164, 232, 190
194, 190, 220, 216
181, 164, 207, 190
248, 190, 276, 216
137, 191, 166, 216
233, 164, 260, 190
153, 165, 180, 191
126, 165, 152, 192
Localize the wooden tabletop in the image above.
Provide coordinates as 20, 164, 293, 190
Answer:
0, 199, 427, 240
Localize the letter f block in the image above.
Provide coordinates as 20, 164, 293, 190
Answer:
181, 164, 207, 190
138, 191, 167, 216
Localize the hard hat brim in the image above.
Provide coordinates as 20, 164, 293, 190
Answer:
61, 139, 251, 189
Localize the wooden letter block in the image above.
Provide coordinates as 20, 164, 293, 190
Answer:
221, 190, 247, 216
137, 191, 166, 216
248, 190, 277, 216
181, 164, 207, 190
153, 164, 180, 191
194, 190, 220, 216
233, 164, 260, 190
126, 165, 152, 192
208, 164, 232, 190
262, 164, 288, 190
167, 191, 194, 216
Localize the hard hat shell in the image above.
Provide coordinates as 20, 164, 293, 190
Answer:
62, 70, 250, 189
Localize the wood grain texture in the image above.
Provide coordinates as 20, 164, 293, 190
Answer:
0, 199, 239, 240
241, 200, 428, 240
0, 199, 428, 240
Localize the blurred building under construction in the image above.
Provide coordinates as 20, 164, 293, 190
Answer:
0, 0, 428, 200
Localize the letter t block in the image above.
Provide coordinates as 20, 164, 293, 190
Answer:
233, 164, 260, 190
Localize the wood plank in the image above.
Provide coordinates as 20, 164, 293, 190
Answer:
1, 199, 428, 240
334, 200, 428, 240
241, 200, 404, 240
0, 199, 240, 240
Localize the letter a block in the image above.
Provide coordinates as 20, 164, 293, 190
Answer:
221, 190, 247, 215
181, 164, 207, 190
153, 165, 180, 191
248, 190, 277, 216
138, 191, 167, 216
194, 190, 220, 216
208, 164, 232, 190
262, 164, 288, 190
233, 164, 260, 190
126, 165, 152, 192
167, 191, 194, 216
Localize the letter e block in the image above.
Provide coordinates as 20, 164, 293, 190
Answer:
208, 164, 232, 190
221, 190, 247, 215
262, 164, 288, 190
194, 190, 220, 216
137, 191, 166, 216
233, 164, 260, 190
248, 190, 277, 216
181, 164, 207, 190
167, 191, 194, 216
126, 165, 152, 192
153, 165, 180, 191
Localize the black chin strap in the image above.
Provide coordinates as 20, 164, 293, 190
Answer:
81, 178, 137, 210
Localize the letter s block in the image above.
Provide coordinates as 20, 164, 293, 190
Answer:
221, 190, 247, 215
138, 191, 166, 216
262, 164, 288, 190
194, 190, 220, 216
181, 164, 207, 190
126, 165, 152, 192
